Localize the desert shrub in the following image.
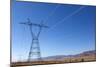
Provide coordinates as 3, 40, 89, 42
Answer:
81, 58, 84, 62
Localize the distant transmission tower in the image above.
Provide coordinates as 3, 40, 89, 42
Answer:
20, 18, 48, 61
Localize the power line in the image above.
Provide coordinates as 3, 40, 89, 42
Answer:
47, 6, 85, 31
44, 4, 60, 24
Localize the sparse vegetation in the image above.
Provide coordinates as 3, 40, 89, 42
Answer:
11, 54, 96, 67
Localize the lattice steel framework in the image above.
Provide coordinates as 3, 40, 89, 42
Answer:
20, 18, 48, 61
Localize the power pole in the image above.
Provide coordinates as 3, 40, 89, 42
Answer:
20, 18, 48, 61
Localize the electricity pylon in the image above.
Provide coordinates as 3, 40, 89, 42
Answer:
20, 18, 48, 61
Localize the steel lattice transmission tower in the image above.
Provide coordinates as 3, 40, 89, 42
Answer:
20, 18, 48, 61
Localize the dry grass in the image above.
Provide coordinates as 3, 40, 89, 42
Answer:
11, 55, 96, 67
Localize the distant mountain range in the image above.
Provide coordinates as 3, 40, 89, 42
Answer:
42, 50, 96, 61
12, 50, 96, 66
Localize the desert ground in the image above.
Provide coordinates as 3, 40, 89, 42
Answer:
11, 54, 96, 67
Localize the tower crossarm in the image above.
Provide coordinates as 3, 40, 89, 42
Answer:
20, 22, 48, 28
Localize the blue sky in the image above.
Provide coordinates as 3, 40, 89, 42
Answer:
12, 1, 96, 61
